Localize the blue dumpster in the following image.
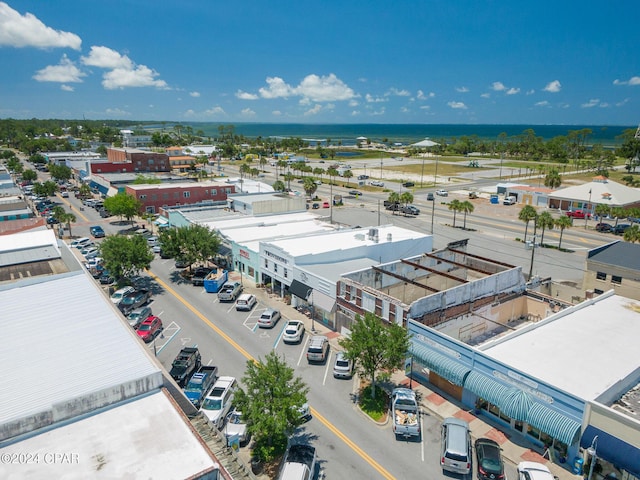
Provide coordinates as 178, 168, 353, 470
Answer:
490, 194, 499, 204
572, 456, 584, 475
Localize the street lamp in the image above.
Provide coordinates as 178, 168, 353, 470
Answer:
585, 188, 592, 229
587, 435, 598, 480
420, 156, 425, 187
430, 196, 436, 234
433, 155, 440, 187
306, 288, 316, 333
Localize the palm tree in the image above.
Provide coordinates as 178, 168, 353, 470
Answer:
544, 169, 562, 189
388, 192, 400, 215
61, 211, 76, 238
536, 211, 555, 245
554, 216, 572, 250
303, 177, 318, 199
448, 199, 462, 227
343, 169, 353, 186
518, 205, 538, 241
400, 191, 414, 209
595, 204, 610, 222
623, 224, 640, 243
459, 200, 474, 229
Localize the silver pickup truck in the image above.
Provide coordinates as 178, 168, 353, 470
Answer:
217, 281, 243, 302
391, 388, 421, 439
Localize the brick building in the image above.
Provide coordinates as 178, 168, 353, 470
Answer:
97, 148, 170, 174
125, 181, 235, 214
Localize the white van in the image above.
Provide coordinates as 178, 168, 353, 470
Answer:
440, 417, 471, 474
503, 195, 517, 205
71, 237, 92, 249
235, 294, 257, 311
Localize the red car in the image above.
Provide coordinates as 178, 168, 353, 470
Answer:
566, 210, 590, 219
136, 315, 163, 343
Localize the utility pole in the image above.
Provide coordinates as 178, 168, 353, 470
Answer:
528, 219, 538, 280
430, 197, 435, 234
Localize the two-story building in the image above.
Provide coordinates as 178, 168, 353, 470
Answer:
101, 147, 170, 173
125, 180, 235, 214
584, 240, 640, 300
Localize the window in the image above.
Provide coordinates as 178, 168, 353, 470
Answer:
163, 193, 169, 200
274, 264, 278, 273
148, 159, 154, 165
211, 189, 217, 196
140, 194, 147, 200
183, 191, 190, 198
264, 259, 268, 268
596, 272, 606, 281
284, 268, 288, 279
611, 275, 622, 285
594, 289, 604, 294
151, 194, 157, 200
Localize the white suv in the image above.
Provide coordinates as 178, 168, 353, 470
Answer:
201, 376, 237, 429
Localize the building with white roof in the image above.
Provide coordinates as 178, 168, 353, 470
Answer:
548, 176, 640, 213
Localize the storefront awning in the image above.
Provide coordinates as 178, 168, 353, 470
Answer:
527, 402, 581, 446
288, 279, 312, 300
501, 388, 533, 422
581, 425, 640, 477
312, 290, 336, 313
153, 216, 169, 226
464, 371, 510, 407
410, 343, 470, 386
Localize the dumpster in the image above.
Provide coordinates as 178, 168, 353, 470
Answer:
490, 194, 499, 204
203, 268, 228, 293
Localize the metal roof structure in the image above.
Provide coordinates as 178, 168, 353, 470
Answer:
587, 240, 640, 272
549, 177, 640, 207
0, 229, 60, 267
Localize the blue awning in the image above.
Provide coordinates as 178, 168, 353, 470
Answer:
410, 343, 470, 386
501, 388, 533, 421
581, 425, 640, 477
527, 402, 581, 446
464, 371, 510, 407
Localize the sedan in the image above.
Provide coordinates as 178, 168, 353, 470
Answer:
282, 320, 305, 344
435, 189, 448, 196
118, 289, 151, 315
475, 438, 505, 480
322, 201, 330, 208
136, 315, 163, 343
614, 224, 631, 235
370, 180, 384, 187
258, 308, 281, 328
402, 181, 415, 187
348, 190, 363, 196
127, 306, 152, 329
224, 410, 249, 446
595, 223, 613, 233
312, 203, 320, 209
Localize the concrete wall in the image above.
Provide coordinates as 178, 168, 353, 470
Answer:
585, 401, 640, 452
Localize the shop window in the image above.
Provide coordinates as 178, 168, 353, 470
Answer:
527, 423, 541, 441
211, 189, 217, 196
611, 275, 622, 285
163, 193, 169, 200
183, 191, 190, 198
248, 267, 255, 278
596, 272, 606, 281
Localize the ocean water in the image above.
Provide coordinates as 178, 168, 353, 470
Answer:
181, 123, 635, 146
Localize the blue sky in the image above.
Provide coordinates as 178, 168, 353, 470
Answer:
0, 0, 638, 125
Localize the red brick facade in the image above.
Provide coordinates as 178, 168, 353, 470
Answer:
125, 182, 236, 214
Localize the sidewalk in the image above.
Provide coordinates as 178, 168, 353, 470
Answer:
238, 276, 580, 479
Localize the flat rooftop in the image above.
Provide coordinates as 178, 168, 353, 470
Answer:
0, 390, 218, 479
483, 292, 640, 402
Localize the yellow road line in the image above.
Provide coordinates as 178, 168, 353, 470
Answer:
147, 269, 396, 480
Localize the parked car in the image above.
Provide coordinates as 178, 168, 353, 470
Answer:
282, 320, 305, 344
427, 192, 435, 201
475, 438, 505, 480
595, 223, 613, 233
110, 286, 136, 304
258, 308, 281, 328
312, 203, 320, 209
90, 225, 105, 238
201, 376, 237, 429
127, 306, 152, 329
136, 315, 163, 343
370, 180, 384, 187
402, 205, 420, 215
435, 189, 448, 197
71, 237, 92, 249
235, 293, 257, 311
306, 335, 329, 363
322, 201, 330, 208
516, 462, 556, 480
333, 351, 354, 378
224, 410, 249, 446
118, 289, 151, 315
566, 209, 590, 219
175, 258, 189, 269
99, 271, 115, 285
614, 223, 631, 235
348, 190, 363, 196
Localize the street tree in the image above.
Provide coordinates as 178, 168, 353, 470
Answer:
32, 180, 58, 197
458, 200, 474, 229
234, 351, 309, 463
448, 199, 462, 227
48, 164, 72, 182
272, 180, 285, 192
387, 191, 400, 215
342, 169, 353, 186
78, 183, 92, 198
303, 177, 318, 198
595, 204, 611, 221
623, 225, 640, 243
99, 234, 154, 282
157, 224, 220, 270
103, 192, 142, 224
536, 211, 555, 245
554, 216, 573, 250
544, 169, 562, 189
400, 191, 414, 210
60, 211, 76, 237
339, 312, 410, 399
518, 205, 538, 241
21, 169, 37, 183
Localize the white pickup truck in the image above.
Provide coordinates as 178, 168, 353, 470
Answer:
391, 388, 421, 439
217, 281, 243, 302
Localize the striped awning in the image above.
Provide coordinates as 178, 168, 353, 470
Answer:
464, 371, 510, 407
410, 343, 470, 386
527, 402, 581, 446
501, 388, 533, 421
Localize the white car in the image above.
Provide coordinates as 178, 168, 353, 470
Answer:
110, 286, 135, 304
224, 410, 249, 446
258, 308, 281, 328
435, 189, 448, 197
201, 376, 237, 429
370, 180, 384, 187
282, 320, 305, 344
517, 461, 556, 480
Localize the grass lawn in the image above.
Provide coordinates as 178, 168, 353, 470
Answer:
359, 384, 389, 422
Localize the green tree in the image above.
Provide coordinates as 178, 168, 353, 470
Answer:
272, 180, 286, 192
544, 169, 562, 189
60, 211, 76, 237
158, 224, 220, 270
399, 191, 414, 209
595, 204, 611, 221
132, 174, 162, 184
342, 169, 353, 186
103, 193, 143, 224
99, 234, 154, 282
21, 169, 37, 183
234, 351, 309, 463
387, 191, 400, 215
518, 205, 538, 241
339, 312, 410, 399
554, 216, 573, 250
48, 164, 72, 182
302, 177, 318, 198
448, 199, 462, 227
78, 183, 92, 198
32, 180, 58, 197
536, 211, 555, 245
459, 200, 475, 230
623, 225, 640, 243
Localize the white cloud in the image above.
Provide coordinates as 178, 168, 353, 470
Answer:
386, 87, 410, 96
259, 76, 294, 99
296, 73, 355, 101
236, 90, 259, 100
348, 99, 359, 107
102, 65, 168, 90
33, 55, 86, 83
60, 84, 74, 92
526, 89, 535, 95
81, 46, 133, 69
240, 108, 256, 117
370, 107, 385, 116
480, 93, 490, 98
599, 102, 610, 108
581, 99, 600, 108
416, 90, 435, 100
351, 110, 360, 116
456, 86, 469, 93
448, 101, 467, 110
543, 80, 561, 93
613, 76, 640, 86
506, 87, 520, 95
365, 93, 386, 103
0, 2, 81, 50
183, 109, 196, 117
189, 91, 200, 98
491, 82, 506, 91
534, 101, 549, 107
272, 110, 282, 116
400, 106, 410, 113
419, 105, 431, 110
105, 108, 130, 116
616, 98, 630, 107
304, 104, 323, 116
205, 106, 226, 116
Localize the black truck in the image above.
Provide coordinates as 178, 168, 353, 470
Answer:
169, 347, 202, 387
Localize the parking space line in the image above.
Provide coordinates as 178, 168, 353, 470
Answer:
323, 351, 333, 386
297, 338, 308, 366
151, 321, 180, 354
272, 324, 286, 350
